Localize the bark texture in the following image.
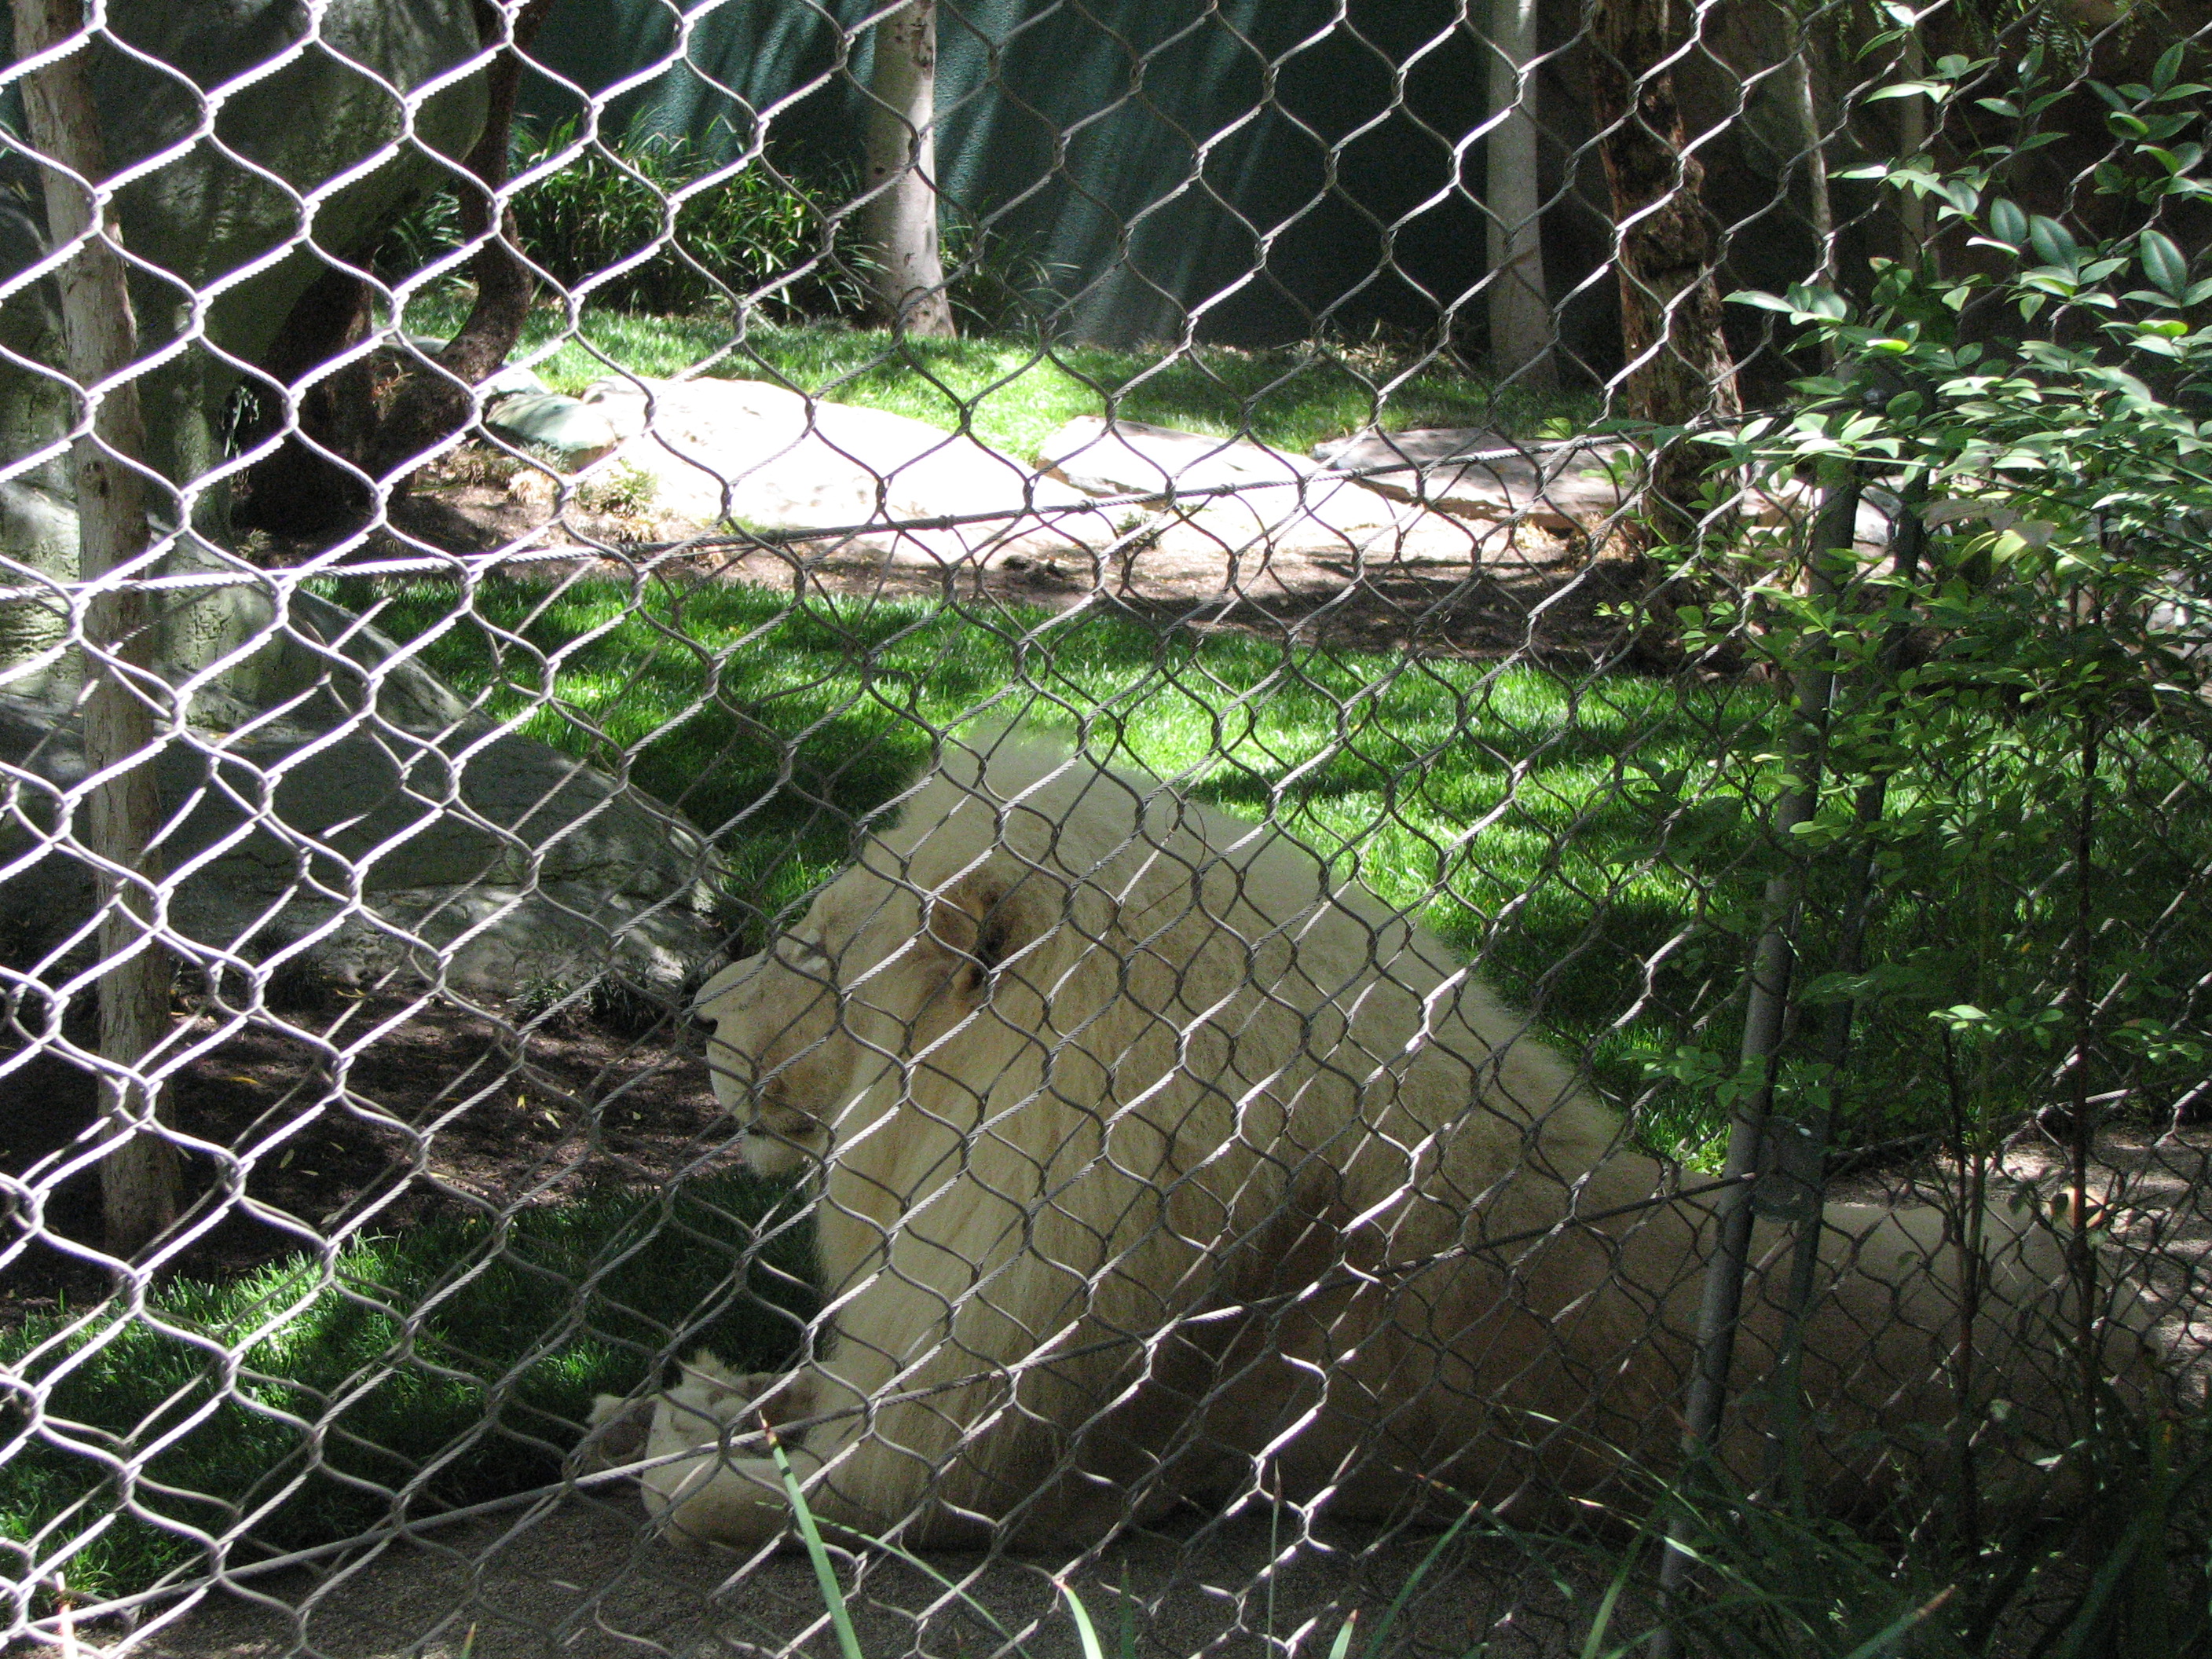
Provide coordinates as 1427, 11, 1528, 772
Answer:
370, 0, 557, 485
13, 0, 179, 1256
1486, 0, 1555, 388
860, 2, 957, 337
1585, 0, 1741, 540
237, 263, 375, 535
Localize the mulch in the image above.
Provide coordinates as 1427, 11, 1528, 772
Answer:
0, 983, 729, 1331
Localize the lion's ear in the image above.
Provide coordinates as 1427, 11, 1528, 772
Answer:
925, 869, 1052, 992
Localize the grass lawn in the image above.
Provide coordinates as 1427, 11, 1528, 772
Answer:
395, 294, 1598, 464
317, 574, 2209, 1160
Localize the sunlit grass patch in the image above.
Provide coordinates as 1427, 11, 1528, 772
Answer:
324, 574, 1771, 1155
395, 296, 1595, 463
328, 572, 2212, 1167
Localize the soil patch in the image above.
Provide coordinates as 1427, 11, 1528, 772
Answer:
1, 985, 729, 1330
253, 443, 1650, 666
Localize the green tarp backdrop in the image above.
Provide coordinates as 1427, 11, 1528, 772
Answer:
519, 0, 1619, 353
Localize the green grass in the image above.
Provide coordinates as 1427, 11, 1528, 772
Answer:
317, 573, 2210, 1158
1, 1169, 812, 1606
396, 294, 1595, 463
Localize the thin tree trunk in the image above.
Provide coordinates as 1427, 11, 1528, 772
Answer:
238, 262, 375, 535
1898, 30, 1927, 251
13, 0, 179, 1257
1787, 9, 1835, 291
860, 1, 957, 337
1585, 0, 1741, 543
370, 0, 555, 485
1486, 0, 1555, 387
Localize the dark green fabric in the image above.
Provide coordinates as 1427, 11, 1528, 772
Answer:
520, 0, 1495, 346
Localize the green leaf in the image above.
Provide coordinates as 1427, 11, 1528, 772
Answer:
2141, 229, 2190, 298
2029, 215, 2078, 267
1933, 178, 1981, 213
1987, 197, 2029, 247
1786, 282, 1849, 319
2154, 42, 2185, 91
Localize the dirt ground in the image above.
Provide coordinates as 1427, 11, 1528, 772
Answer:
21, 1496, 1619, 1659
291, 444, 1656, 668
1, 985, 726, 1332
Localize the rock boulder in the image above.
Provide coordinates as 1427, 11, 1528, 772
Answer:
0, 594, 726, 1002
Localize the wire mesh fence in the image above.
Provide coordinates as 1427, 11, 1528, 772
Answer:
2, 0, 2210, 1655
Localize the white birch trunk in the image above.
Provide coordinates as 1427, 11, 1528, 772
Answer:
13, 0, 179, 1257
1485, 0, 1555, 388
860, 1, 957, 337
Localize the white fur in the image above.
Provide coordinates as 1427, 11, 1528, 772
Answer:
608, 731, 2152, 1547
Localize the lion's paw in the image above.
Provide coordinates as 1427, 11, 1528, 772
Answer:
658, 1353, 819, 1441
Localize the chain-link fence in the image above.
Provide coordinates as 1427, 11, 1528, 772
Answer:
3, 0, 2210, 1654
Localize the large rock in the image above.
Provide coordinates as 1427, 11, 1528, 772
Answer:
0, 595, 725, 1000
577, 377, 1115, 555
1315, 428, 1633, 530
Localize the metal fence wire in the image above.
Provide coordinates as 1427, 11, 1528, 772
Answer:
2, 0, 2210, 1654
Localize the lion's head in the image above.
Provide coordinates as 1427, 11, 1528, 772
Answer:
690, 738, 1127, 1178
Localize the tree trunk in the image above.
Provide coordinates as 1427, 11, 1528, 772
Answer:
237, 262, 375, 536
14, 0, 180, 1258
1897, 30, 1927, 252
859, 2, 957, 337
1787, 10, 1835, 291
369, 0, 556, 486
1485, 0, 1555, 388
1585, 0, 1741, 542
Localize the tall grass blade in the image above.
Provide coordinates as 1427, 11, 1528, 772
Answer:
1577, 1548, 1639, 1659
1355, 1498, 1484, 1659
1059, 1582, 1108, 1659
764, 1424, 865, 1659
1837, 1585, 1954, 1659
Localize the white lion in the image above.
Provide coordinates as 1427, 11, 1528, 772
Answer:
594, 730, 2152, 1547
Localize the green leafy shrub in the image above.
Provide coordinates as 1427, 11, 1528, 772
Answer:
1646, 39, 2212, 1166
505, 120, 860, 319
378, 122, 1071, 331
378, 121, 861, 320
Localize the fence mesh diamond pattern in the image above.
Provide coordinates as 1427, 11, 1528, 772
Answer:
2, 1, 2210, 1656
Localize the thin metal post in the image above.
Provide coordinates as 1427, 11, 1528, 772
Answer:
1651, 460, 1859, 1640
1763, 486, 1926, 1505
